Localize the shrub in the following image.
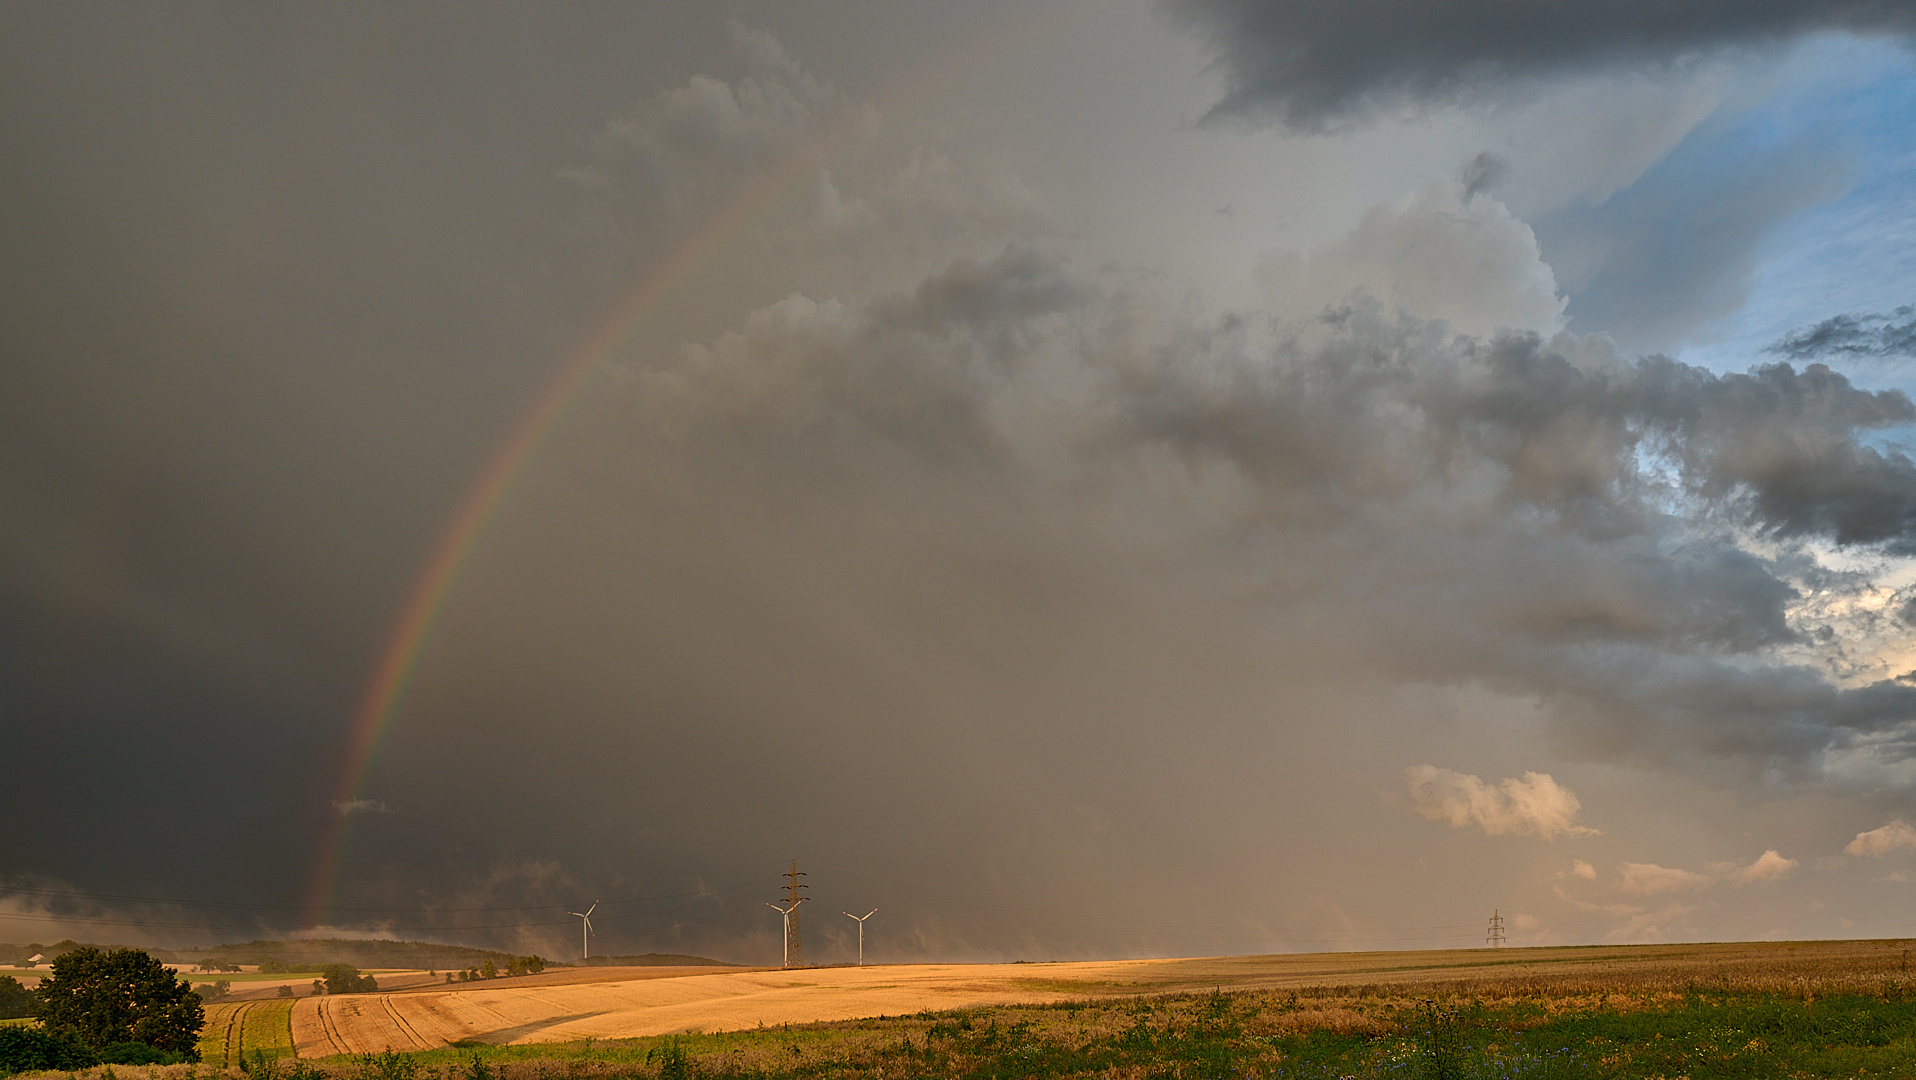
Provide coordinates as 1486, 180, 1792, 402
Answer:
99, 1041, 192, 1065
647, 1039, 691, 1080
0, 1025, 98, 1075
354, 1049, 419, 1080
0, 978, 33, 1021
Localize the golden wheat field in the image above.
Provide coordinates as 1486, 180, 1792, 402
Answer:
290, 938, 1916, 1055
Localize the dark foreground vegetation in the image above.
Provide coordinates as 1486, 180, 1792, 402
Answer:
20, 979, 1916, 1079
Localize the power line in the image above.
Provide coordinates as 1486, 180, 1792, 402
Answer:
0, 911, 576, 933
0, 879, 764, 919
805, 861, 1480, 938
1, 864, 1488, 952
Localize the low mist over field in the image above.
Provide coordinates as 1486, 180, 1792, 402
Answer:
8, 2, 1916, 965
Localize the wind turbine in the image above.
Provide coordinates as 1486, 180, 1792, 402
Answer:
842, 909, 876, 966
765, 898, 807, 968
570, 901, 598, 961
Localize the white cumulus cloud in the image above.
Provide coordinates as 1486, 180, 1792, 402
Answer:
1404, 765, 1598, 839
1846, 820, 1916, 857
1726, 849, 1799, 885
1615, 862, 1711, 895
1257, 181, 1565, 338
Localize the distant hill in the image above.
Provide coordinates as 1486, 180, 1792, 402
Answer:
578, 953, 738, 967
2, 940, 139, 966
175, 938, 541, 972
4, 938, 736, 972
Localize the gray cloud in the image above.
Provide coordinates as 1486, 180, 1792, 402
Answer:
1123, 308, 1916, 550
617, 249, 1916, 799
9, 3, 1916, 960
1255, 180, 1565, 337
1168, 0, 1916, 131
1460, 151, 1508, 201
1770, 306, 1916, 361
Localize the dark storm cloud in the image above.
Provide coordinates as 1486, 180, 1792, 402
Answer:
0, 3, 748, 939
1770, 306, 1916, 361
613, 250, 1916, 800
11, 2, 1916, 961
1123, 308, 1916, 550
1168, 0, 1916, 131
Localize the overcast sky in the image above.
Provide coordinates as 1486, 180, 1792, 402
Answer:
8, 1, 1916, 966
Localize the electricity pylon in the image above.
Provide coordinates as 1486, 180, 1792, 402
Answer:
767, 859, 809, 968
842, 908, 877, 965
1487, 909, 1506, 947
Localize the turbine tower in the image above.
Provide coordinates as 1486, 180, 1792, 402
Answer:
842, 908, 877, 966
571, 901, 598, 961
765, 898, 807, 968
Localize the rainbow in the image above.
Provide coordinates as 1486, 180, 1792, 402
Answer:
302, 9, 1068, 927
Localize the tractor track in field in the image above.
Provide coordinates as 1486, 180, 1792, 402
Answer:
219, 1001, 257, 1067
314, 996, 351, 1057
380, 995, 430, 1050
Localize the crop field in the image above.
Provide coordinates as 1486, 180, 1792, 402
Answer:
197, 999, 296, 1067
282, 938, 1916, 1057
20, 940, 1916, 1079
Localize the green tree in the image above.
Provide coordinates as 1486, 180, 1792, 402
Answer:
0, 975, 34, 1020
33, 947, 203, 1056
320, 964, 377, 995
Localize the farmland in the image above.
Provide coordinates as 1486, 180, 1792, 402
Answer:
281, 938, 1916, 1056
198, 999, 296, 1068
15, 939, 1916, 1079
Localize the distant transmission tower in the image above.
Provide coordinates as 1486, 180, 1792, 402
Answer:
779, 859, 809, 967
1486, 909, 1506, 948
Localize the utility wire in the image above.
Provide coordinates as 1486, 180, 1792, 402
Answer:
3, 864, 1482, 949
0, 879, 765, 918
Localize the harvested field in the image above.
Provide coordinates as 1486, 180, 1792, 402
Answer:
289, 938, 1916, 1056
197, 999, 295, 1067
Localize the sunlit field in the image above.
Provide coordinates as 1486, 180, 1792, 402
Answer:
17, 939, 1916, 1079
198, 1000, 296, 1069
